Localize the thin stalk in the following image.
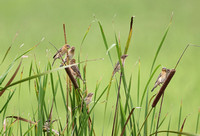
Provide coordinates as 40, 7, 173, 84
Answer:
63, 23, 70, 134
155, 93, 165, 136
137, 108, 153, 136
111, 72, 123, 136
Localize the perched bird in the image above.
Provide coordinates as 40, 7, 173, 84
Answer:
73, 93, 94, 111
60, 46, 75, 67
112, 54, 128, 77
69, 59, 85, 82
151, 67, 170, 92
84, 93, 94, 105
52, 44, 70, 66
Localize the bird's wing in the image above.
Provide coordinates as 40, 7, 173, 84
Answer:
71, 65, 81, 75
53, 48, 62, 58
155, 73, 161, 84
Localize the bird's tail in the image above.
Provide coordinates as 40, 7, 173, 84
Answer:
79, 76, 86, 84
151, 86, 156, 92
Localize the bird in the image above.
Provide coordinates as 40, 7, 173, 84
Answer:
73, 92, 94, 111
84, 93, 94, 105
112, 54, 128, 77
69, 59, 85, 82
151, 67, 170, 92
52, 44, 70, 66
60, 46, 75, 67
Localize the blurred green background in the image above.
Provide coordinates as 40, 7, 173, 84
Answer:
0, 0, 200, 134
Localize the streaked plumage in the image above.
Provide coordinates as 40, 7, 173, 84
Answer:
60, 46, 75, 67
112, 54, 128, 77
70, 59, 84, 82
52, 44, 70, 66
151, 67, 170, 92
84, 93, 94, 105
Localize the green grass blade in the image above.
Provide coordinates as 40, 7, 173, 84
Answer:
150, 13, 173, 73
196, 108, 200, 133
0, 32, 18, 65
1, 46, 12, 65
0, 60, 22, 96
79, 23, 93, 56
106, 43, 116, 54
120, 107, 136, 136
15, 37, 44, 61
23, 124, 37, 136
140, 64, 161, 107
78, 85, 108, 134
98, 21, 114, 66
0, 91, 15, 114
150, 108, 156, 134
124, 76, 132, 114
167, 116, 172, 136
137, 59, 141, 106
0, 59, 15, 85
57, 72, 68, 112
0, 65, 72, 92
150, 130, 199, 136
158, 113, 168, 129
178, 101, 182, 132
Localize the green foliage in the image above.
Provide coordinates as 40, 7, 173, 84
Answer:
0, 15, 199, 136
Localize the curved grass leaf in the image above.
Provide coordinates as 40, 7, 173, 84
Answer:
150, 130, 199, 136
120, 107, 140, 136
0, 60, 22, 96
0, 65, 76, 92
150, 13, 173, 73
0, 91, 15, 114
106, 44, 116, 55
1, 32, 18, 65
98, 21, 114, 66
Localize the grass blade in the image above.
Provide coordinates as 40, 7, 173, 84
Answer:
0, 60, 22, 96
98, 21, 114, 66
1, 32, 18, 65
140, 64, 161, 107
150, 13, 173, 73
196, 108, 200, 133
137, 58, 141, 106
179, 115, 189, 136
178, 101, 183, 132
120, 107, 137, 136
124, 16, 134, 54
0, 91, 15, 113
167, 116, 172, 136
150, 130, 199, 136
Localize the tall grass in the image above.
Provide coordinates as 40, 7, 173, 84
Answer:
0, 15, 200, 136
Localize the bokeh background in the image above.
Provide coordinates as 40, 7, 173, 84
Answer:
0, 0, 200, 134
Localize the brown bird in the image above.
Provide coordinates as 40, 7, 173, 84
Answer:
112, 54, 128, 77
151, 67, 170, 92
69, 59, 85, 82
73, 92, 94, 111
84, 93, 94, 105
52, 44, 70, 66
60, 46, 75, 67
